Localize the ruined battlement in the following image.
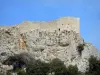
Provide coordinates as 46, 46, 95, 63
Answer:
16, 17, 80, 33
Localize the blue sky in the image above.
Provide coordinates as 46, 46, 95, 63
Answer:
0, 0, 100, 50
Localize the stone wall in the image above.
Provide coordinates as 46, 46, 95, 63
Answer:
16, 17, 80, 33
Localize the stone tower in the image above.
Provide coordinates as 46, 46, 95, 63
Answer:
16, 17, 80, 33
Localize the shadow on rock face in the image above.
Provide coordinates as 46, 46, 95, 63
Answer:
2, 52, 35, 71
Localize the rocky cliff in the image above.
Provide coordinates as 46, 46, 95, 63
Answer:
0, 17, 100, 73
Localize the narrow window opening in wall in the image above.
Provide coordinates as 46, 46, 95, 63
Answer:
59, 28, 60, 31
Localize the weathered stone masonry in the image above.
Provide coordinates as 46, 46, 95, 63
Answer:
16, 17, 80, 33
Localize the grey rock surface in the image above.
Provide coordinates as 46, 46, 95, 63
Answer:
0, 17, 100, 73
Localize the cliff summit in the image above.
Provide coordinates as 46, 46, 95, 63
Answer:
0, 17, 100, 73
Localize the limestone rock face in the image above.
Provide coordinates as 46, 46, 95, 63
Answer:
0, 17, 100, 73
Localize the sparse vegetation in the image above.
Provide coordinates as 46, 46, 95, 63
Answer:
77, 43, 85, 56
6, 71, 12, 75
0, 72, 5, 75
85, 56, 100, 75
26, 60, 50, 75
3, 53, 100, 75
66, 65, 79, 75
16, 69, 27, 75
26, 58, 80, 75
4, 57, 80, 75
49, 58, 67, 75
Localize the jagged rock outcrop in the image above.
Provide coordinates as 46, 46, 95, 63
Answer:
0, 17, 100, 73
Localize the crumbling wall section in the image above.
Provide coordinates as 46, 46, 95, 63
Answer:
16, 17, 80, 33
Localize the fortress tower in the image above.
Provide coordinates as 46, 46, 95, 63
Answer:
17, 17, 80, 33
1, 17, 80, 33
56, 17, 80, 33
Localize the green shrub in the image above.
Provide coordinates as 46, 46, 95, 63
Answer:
26, 58, 81, 75
6, 57, 82, 75
26, 60, 49, 75
49, 58, 67, 75
16, 69, 27, 75
6, 71, 12, 75
0, 72, 5, 75
0, 72, 12, 75
77, 44, 85, 56
49, 59, 82, 75
66, 65, 79, 75
85, 56, 100, 75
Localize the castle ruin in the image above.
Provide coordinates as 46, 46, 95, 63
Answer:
0, 17, 100, 73
16, 17, 80, 33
